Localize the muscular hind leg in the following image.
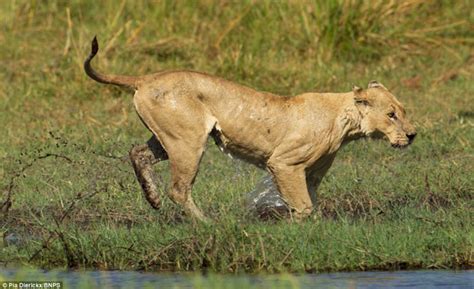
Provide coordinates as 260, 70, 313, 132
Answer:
132, 89, 212, 222
165, 142, 209, 222
129, 136, 168, 209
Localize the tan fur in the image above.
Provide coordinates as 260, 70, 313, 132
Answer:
85, 38, 416, 222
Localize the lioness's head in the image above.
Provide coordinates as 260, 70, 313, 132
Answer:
353, 81, 416, 148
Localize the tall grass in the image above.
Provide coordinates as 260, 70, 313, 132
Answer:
0, 0, 473, 272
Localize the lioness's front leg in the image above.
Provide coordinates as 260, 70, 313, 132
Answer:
306, 155, 336, 204
267, 164, 313, 221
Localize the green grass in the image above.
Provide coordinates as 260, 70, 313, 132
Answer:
0, 0, 473, 273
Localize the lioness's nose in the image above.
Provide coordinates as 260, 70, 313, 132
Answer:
407, 132, 417, 143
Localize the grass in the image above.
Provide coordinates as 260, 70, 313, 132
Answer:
0, 0, 473, 273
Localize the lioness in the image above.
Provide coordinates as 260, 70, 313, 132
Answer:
84, 37, 416, 222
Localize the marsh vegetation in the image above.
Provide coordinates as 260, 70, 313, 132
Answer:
1, 0, 472, 273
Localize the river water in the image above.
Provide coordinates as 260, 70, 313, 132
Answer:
0, 268, 472, 289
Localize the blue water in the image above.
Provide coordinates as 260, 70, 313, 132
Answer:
0, 268, 472, 289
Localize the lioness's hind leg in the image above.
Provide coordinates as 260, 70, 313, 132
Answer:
165, 142, 208, 222
129, 136, 168, 209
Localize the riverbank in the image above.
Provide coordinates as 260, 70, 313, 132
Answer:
4, 212, 471, 272
1, 150, 471, 272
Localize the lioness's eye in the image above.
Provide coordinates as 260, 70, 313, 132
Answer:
388, 112, 397, 119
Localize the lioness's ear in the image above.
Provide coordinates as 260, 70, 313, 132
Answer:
368, 80, 387, 90
352, 85, 363, 94
353, 85, 370, 106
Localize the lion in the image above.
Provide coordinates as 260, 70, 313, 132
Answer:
84, 37, 416, 222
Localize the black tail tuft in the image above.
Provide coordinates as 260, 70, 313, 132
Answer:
91, 36, 99, 57
84, 35, 137, 90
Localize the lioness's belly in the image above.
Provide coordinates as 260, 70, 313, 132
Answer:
210, 125, 270, 169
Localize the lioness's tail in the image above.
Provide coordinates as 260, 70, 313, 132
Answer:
84, 36, 138, 90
